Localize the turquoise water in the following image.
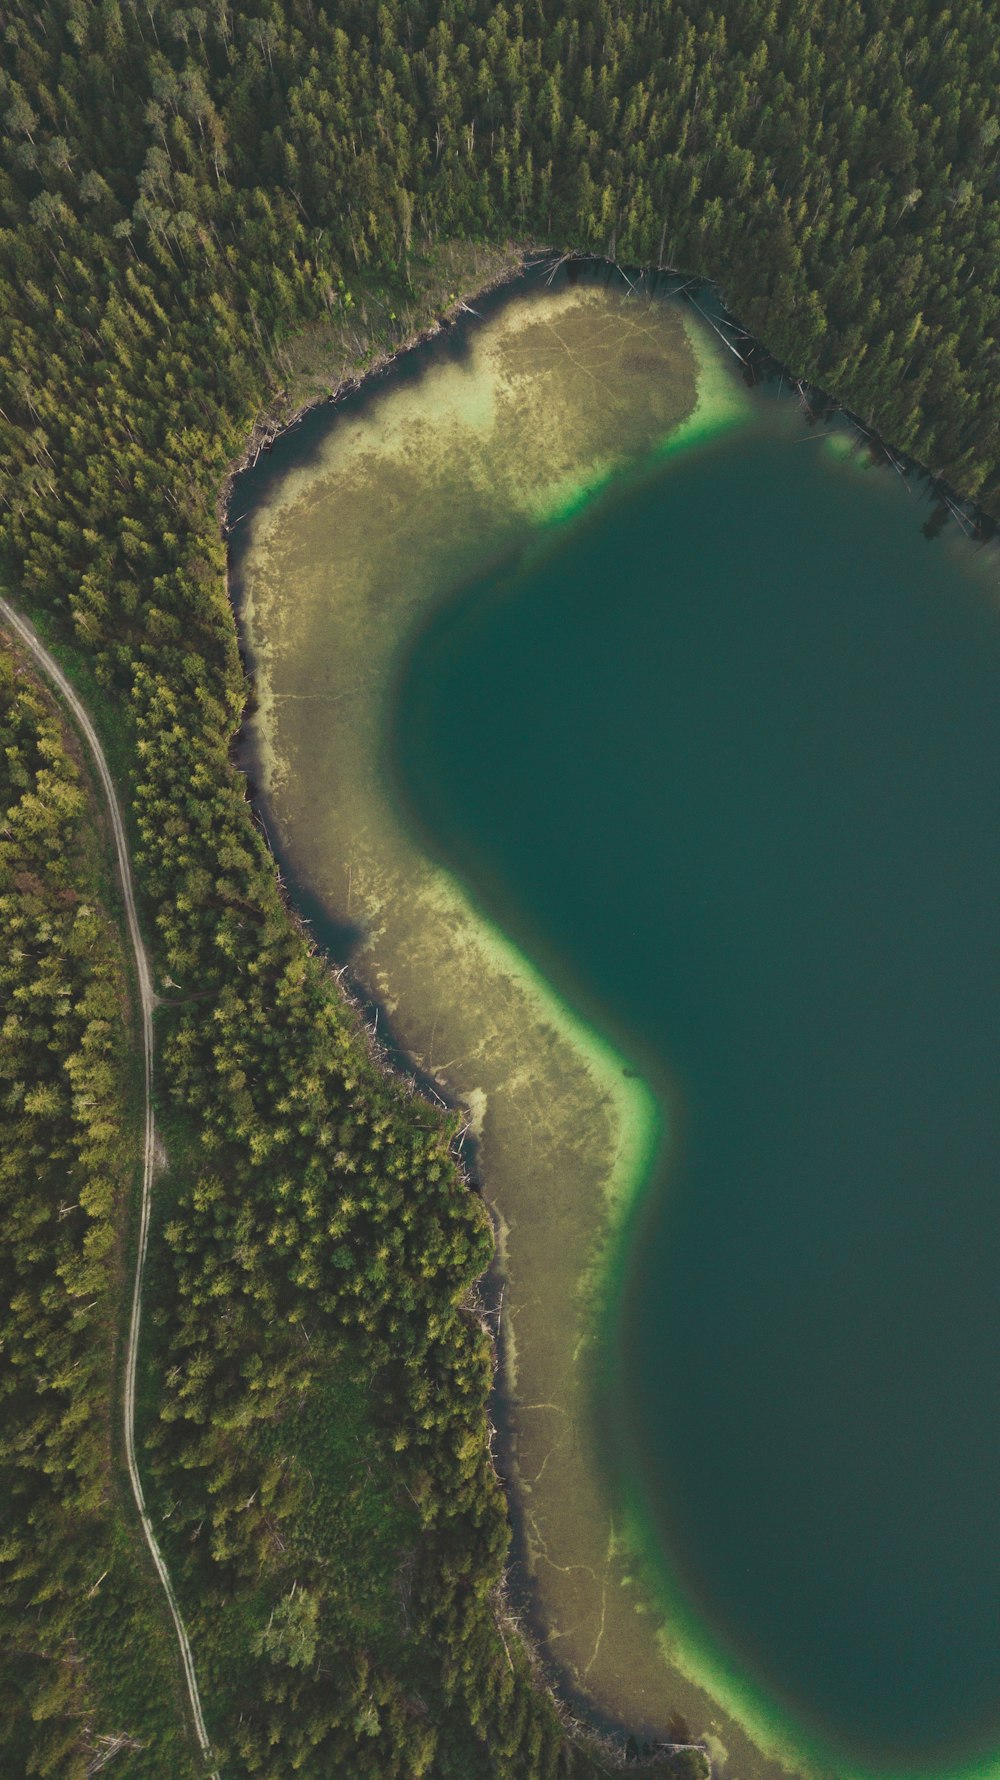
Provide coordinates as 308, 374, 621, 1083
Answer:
390, 404, 1000, 1771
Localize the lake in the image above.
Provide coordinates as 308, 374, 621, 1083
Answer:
235, 267, 1000, 1778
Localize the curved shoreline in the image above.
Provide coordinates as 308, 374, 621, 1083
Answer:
228, 262, 1000, 1779
231, 274, 792, 1762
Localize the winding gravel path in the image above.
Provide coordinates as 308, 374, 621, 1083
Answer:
0, 596, 219, 1776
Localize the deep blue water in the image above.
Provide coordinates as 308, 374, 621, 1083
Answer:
391, 409, 1000, 1769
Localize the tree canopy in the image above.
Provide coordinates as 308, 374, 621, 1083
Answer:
2, 0, 999, 1772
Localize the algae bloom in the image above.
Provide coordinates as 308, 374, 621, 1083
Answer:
236, 274, 761, 1757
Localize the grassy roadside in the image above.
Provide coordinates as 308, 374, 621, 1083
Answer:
0, 623, 200, 1778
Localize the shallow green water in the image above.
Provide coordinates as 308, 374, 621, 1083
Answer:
391, 404, 1000, 1773
236, 279, 757, 1755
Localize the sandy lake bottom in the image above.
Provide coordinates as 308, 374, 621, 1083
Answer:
236, 271, 1000, 1780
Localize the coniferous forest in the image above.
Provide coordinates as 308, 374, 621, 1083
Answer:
3, 1, 1000, 1774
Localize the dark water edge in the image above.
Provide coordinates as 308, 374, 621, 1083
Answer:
224, 249, 997, 572
226, 262, 1000, 1773
226, 263, 696, 1763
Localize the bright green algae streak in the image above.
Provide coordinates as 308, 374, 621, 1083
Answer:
237, 278, 768, 1766
391, 401, 1000, 1777
238, 274, 1000, 1778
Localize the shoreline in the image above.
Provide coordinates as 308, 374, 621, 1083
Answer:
221, 257, 1000, 1780
217, 241, 536, 533
220, 238, 997, 571
227, 271, 783, 1768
